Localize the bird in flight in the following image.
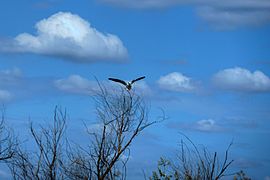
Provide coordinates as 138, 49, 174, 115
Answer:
108, 76, 145, 90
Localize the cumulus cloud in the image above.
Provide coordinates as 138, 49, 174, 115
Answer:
213, 67, 270, 92
54, 75, 96, 95
157, 72, 195, 92
0, 12, 128, 62
100, 0, 270, 29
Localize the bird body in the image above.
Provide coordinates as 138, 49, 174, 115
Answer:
108, 76, 145, 90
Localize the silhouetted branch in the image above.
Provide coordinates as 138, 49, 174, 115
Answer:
150, 134, 235, 180
65, 83, 159, 180
6, 106, 66, 180
0, 106, 17, 161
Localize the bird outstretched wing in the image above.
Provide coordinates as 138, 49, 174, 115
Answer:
131, 76, 145, 84
108, 78, 127, 86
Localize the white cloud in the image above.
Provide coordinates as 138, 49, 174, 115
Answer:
0, 12, 128, 62
54, 75, 96, 95
0, 67, 22, 102
129, 81, 152, 96
55, 75, 152, 96
100, 0, 181, 8
167, 119, 223, 132
265, 176, 270, 180
195, 119, 219, 132
86, 123, 115, 136
157, 72, 195, 92
0, 67, 22, 85
107, 77, 152, 96
213, 67, 270, 92
197, 4, 270, 30
86, 123, 104, 133
100, 0, 270, 29
0, 67, 22, 77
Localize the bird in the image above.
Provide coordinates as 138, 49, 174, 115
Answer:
108, 76, 145, 90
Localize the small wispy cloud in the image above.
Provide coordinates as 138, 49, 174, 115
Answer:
86, 123, 105, 134
0, 90, 12, 102
0, 67, 22, 77
0, 12, 128, 63
55, 75, 152, 96
0, 67, 23, 102
157, 72, 195, 93
197, 4, 270, 30
212, 67, 270, 93
100, 0, 270, 29
234, 158, 263, 169
54, 75, 96, 95
223, 116, 258, 130
130, 81, 152, 96
100, 0, 180, 9
0, 67, 22, 86
195, 119, 220, 132
0, 67, 61, 101
167, 119, 224, 133
167, 114, 263, 134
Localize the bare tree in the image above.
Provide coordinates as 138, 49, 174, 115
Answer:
2, 82, 159, 180
64, 84, 158, 180
150, 134, 234, 180
0, 107, 17, 161
6, 107, 66, 180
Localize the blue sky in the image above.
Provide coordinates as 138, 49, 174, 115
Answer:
0, 0, 270, 179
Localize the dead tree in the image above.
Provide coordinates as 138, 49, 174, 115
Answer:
150, 134, 234, 180
6, 107, 66, 180
64, 84, 158, 180
0, 107, 17, 161
176, 134, 234, 180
